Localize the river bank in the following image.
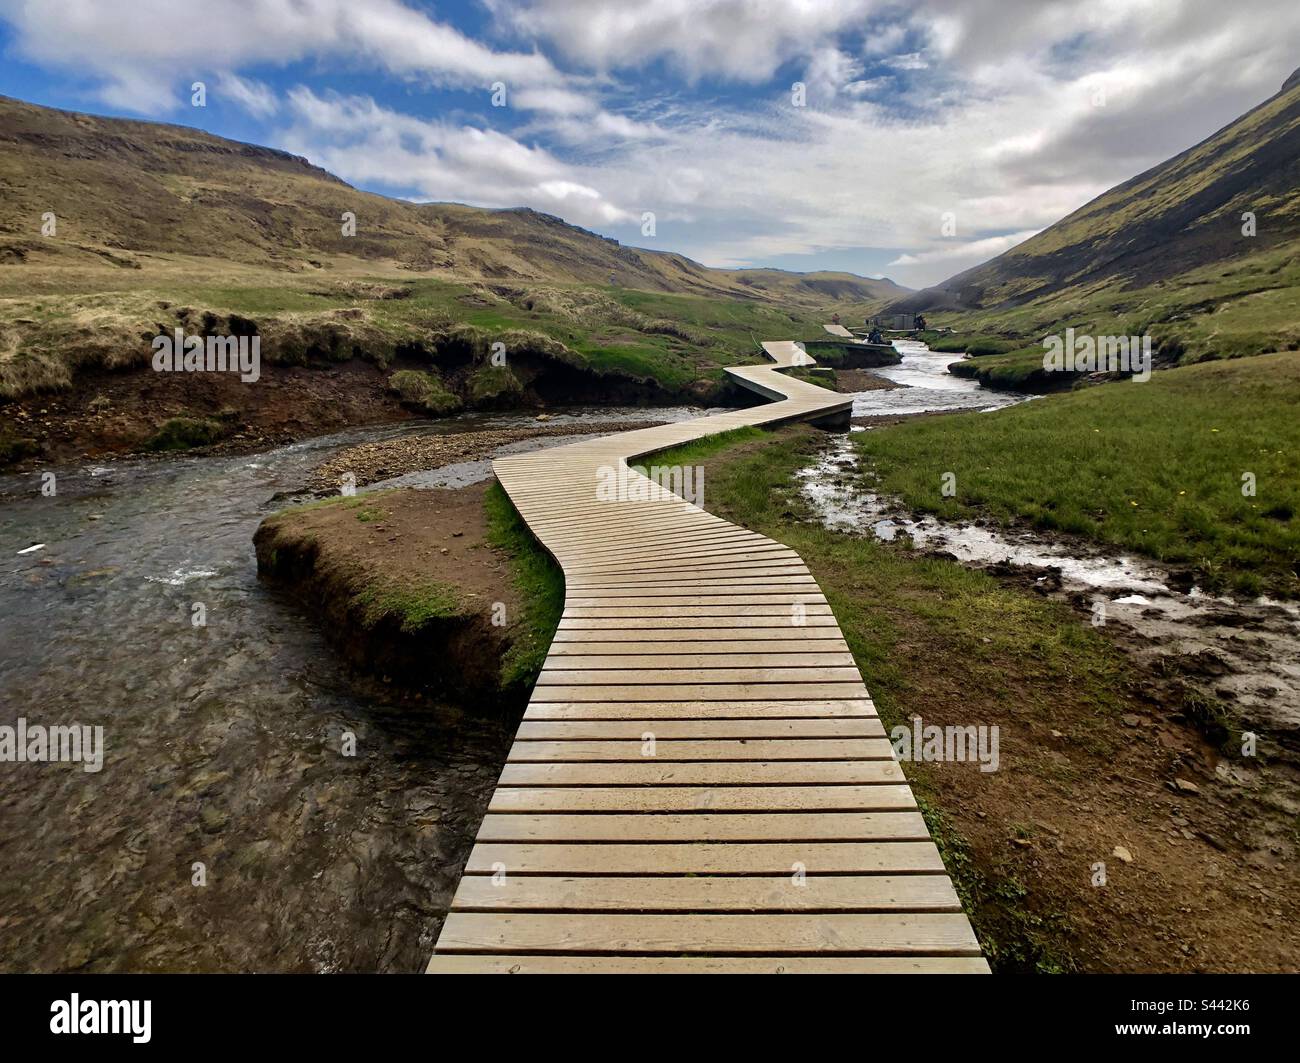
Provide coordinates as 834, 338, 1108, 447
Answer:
0, 348, 740, 471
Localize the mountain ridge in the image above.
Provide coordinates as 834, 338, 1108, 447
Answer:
0, 94, 906, 306
889, 67, 1300, 318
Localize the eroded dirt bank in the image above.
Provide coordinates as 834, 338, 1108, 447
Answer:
0, 344, 738, 470
255, 483, 543, 708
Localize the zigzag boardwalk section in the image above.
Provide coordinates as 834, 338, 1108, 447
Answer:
427, 340, 988, 973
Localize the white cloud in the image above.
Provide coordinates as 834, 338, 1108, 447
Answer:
217, 74, 278, 118
489, 0, 882, 82
889, 230, 1040, 267
0, 0, 564, 114
279, 88, 637, 228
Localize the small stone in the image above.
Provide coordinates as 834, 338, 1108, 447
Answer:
1122, 714, 1142, 727
1112, 845, 1133, 863
199, 806, 227, 834
1050, 729, 1063, 738
1173, 778, 1201, 795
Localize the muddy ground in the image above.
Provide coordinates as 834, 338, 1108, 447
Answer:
255, 482, 533, 706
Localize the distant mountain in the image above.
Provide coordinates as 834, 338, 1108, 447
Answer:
0, 95, 904, 307
889, 68, 1300, 317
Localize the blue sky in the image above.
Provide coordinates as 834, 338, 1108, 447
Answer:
1, 0, 1296, 287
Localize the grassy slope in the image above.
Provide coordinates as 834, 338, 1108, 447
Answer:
0, 262, 838, 399
934, 241, 1300, 388
906, 74, 1300, 385
855, 353, 1300, 596
484, 481, 565, 691
0, 94, 901, 400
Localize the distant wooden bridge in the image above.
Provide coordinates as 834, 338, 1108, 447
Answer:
426, 338, 987, 973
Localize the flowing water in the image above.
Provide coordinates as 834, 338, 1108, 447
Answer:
0, 405, 708, 972
799, 400, 1300, 743
852, 337, 1026, 416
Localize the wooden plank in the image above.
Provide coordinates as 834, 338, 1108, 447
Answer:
462, 841, 946, 875
427, 955, 991, 974
520, 700, 877, 719
449, 874, 957, 912
540, 652, 858, 669
544, 641, 854, 657
487, 785, 917, 812
474, 811, 929, 843
550, 625, 842, 640
436, 912, 982, 954
528, 684, 871, 702
514, 719, 881, 740
534, 667, 865, 685
555, 618, 840, 631
495, 760, 907, 786
505, 738, 895, 761
426, 324, 985, 973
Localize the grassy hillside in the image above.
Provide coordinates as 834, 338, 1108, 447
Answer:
855, 352, 1300, 596
891, 69, 1300, 384
0, 93, 909, 304
0, 93, 905, 437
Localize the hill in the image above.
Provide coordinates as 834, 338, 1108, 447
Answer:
0, 95, 904, 463
0, 94, 902, 305
889, 68, 1300, 375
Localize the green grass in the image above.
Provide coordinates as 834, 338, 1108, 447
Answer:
484, 481, 565, 691
0, 268, 835, 401
856, 351, 1300, 596
388, 368, 462, 414
781, 367, 838, 390
354, 581, 465, 632
931, 241, 1300, 377
468, 363, 524, 404
144, 416, 225, 451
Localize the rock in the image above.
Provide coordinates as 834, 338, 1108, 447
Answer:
1172, 778, 1201, 795
1122, 713, 1142, 727
199, 805, 228, 834
1112, 845, 1133, 863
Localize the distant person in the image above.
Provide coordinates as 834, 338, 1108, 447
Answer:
832, 312, 841, 325
867, 327, 884, 344
914, 314, 927, 331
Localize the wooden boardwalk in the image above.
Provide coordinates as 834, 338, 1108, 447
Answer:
426, 339, 988, 973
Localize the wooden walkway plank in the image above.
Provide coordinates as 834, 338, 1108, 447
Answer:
426, 334, 986, 974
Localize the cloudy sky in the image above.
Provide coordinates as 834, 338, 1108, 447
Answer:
1, 0, 1297, 287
